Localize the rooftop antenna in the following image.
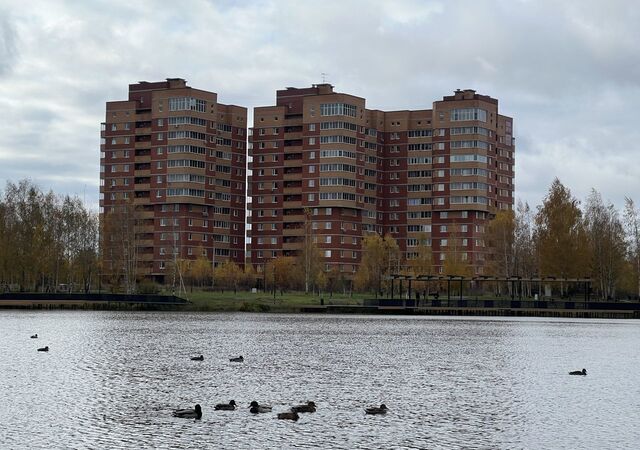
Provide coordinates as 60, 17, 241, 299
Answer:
321, 72, 329, 83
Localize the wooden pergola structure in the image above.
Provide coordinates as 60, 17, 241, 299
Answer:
387, 274, 593, 302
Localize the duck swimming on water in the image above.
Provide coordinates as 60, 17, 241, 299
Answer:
37, 346, 49, 352
569, 368, 587, 375
277, 410, 299, 421
190, 355, 204, 361
249, 401, 272, 413
173, 404, 202, 419
214, 400, 237, 411
229, 355, 244, 362
291, 401, 316, 413
365, 404, 388, 415
30, 334, 38, 339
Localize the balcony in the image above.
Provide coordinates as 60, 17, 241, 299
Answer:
284, 172, 302, 181
283, 214, 304, 222
283, 227, 302, 236
283, 131, 302, 140
283, 200, 301, 209
283, 242, 300, 251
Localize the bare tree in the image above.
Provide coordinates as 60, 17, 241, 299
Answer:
624, 197, 640, 298
584, 190, 625, 300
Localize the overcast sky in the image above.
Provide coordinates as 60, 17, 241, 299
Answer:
1, 0, 639, 211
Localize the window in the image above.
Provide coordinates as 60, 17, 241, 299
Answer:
309, 137, 316, 145
325, 222, 331, 229
308, 193, 315, 201
320, 103, 357, 117
324, 250, 332, 258
309, 151, 315, 159
450, 108, 487, 122
309, 123, 316, 131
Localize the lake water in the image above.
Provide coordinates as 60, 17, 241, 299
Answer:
1, 312, 638, 449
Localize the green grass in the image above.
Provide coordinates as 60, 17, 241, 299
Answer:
173, 289, 368, 312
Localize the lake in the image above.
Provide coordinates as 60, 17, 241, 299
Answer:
1, 312, 638, 449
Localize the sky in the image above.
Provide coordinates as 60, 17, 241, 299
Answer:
1, 0, 639, 212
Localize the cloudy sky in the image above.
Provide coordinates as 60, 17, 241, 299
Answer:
1, 0, 639, 211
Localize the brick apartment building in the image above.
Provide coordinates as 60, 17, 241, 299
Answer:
248, 85, 514, 276
100, 79, 246, 284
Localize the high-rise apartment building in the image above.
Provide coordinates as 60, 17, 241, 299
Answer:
248, 85, 514, 276
100, 79, 246, 284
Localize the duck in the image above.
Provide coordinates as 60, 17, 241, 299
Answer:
277, 410, 299, 421
172, 404, 202, 419
291, 401, 316, 413
37, 346, 49, 352
365, 404, 388, 415
190, 355, 204, 361
229, 355, 244, 363
249, 401, 272, 414
214, 400, 237, 411
569, 368, 587, 376
30, 334, 38, 339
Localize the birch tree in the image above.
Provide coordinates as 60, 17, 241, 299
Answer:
624, 197, 640, 297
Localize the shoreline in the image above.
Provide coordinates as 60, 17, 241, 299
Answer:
1, 294, 639, 319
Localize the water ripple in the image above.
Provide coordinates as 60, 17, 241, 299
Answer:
1, 312, 639, 448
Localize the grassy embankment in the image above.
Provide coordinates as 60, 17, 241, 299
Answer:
179, 290, 368, 312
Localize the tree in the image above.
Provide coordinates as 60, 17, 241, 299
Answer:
535, 178, 588, 295
214, 260, 244, 293
355, 234, 399, 296
190, 249, 212, 288
442, 222, 473, 278
101, 199, 140, 293
299, 208, 323, 294
514, 201, 537, 296
623, 197, 640, 297
265, 256, 300, 294
486, 210, 516, 278
241, 264, 257, 290
410, 233, 434, 276
584, 190, 625, 300
1, 179, 99, 293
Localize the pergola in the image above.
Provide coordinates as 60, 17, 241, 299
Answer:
387, 274, 593, 302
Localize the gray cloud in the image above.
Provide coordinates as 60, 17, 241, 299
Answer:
0, 0, 639, 212
0, 8, 18, 76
